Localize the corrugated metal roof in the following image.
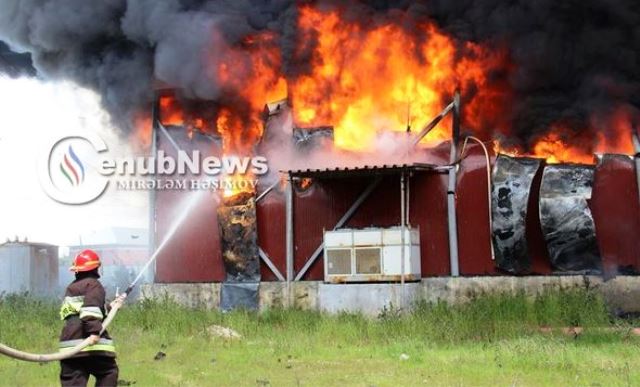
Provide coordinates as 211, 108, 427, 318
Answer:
0, 241, 57, 248
284, 163, 445, 178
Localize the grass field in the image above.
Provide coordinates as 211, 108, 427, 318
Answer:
1, 288, 639, 386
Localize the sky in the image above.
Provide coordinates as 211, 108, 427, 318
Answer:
0, 75, 149, 247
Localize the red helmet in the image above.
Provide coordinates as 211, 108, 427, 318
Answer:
70, 249, 101, 272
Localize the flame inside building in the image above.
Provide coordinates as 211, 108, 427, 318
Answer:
151, 3, 637, 175
143, 4, 640, 304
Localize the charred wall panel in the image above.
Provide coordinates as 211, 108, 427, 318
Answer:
591, 155, 640, 275
218, 195, 260, 311
217, 196, 260, 282
525, 166, 553, 275
539, 164, 601, 272
457, 146, 496, 275
490, 155, 541, 274
154, 126, 225, 283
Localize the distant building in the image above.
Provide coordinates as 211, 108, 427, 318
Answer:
64, 228, 150, 298
0, 240, 58, 297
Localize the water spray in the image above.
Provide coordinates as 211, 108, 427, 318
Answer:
124, 188, 212, 296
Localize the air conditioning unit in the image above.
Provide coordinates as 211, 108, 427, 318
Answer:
323, 227, 421, 283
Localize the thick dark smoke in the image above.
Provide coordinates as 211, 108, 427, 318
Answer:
1, 0, 638, 146
0, 0, 290, 130
413, 0, 640, 146
0, 41, 34, 76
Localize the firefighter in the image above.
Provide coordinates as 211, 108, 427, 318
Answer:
58, 249, 124, 387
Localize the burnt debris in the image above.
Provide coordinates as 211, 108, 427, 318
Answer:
539, 164, 602, 273
292, 126, 334, 149
217, 192, 260, 311
217, 192, 260, 282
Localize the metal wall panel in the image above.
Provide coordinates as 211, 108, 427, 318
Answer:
489, 154, 541, 274
293, 176, 380, 280
292, 172, 453, 280
457, 150, 552, 276
539, 164, 601, 272
0, 243, 58, 296
153, 135, 640, 282
591, 155, 640, 275
457, 147, 498, 275
153, 126, 225, 282
29, 245, 58, 296
409, 171, 451, 276
0, 244, 29, 294
256, 190, 287, 281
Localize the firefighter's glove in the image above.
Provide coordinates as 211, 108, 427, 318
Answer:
109, 294, 126, 309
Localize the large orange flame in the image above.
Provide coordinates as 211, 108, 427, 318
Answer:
214, 32, 286, 198
215, 32, 286, 155
153, 3, 635, 175
289, 6, 508, 150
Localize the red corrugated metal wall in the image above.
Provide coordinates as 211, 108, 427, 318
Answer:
154, 127, 225, 282
456, 147, 495, 275
291, 172, 457, 280
591, 155, 640, 273
293, 176, 385, 280
455, 147, 553, 276
257, 192, 287, 281
409, 172, 451, 276
153, 125, 640, 281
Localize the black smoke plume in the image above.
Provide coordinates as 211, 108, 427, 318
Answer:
0, 0, 638, 147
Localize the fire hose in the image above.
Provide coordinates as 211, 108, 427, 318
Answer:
0, 258, 153, 362
0, 288, 129, 362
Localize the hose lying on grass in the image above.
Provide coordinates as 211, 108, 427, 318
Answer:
0, 295, 125, 363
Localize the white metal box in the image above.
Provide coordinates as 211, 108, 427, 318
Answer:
324, 227, 421, 283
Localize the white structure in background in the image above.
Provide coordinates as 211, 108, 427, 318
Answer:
62, 228, 150, 298
0, 241, 59, 297
323, 227, 421, 283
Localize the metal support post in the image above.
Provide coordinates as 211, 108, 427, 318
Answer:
148, 97, 159, 282
285, 174, 294, 306
632, 131, 640, 210
447, 91, 461, 277
400, 172, 406, 310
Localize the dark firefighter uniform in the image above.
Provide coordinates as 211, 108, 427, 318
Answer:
59, 249, 118, 387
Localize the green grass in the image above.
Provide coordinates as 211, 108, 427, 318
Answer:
1, 288, 639, 386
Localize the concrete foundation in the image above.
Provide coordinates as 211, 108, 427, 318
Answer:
140, 275, 640, 315
140, 283, 221, 309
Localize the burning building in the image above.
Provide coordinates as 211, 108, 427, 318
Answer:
146, 85, 640, 311
143, 4, 640, 312
2, 2, 640, 311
